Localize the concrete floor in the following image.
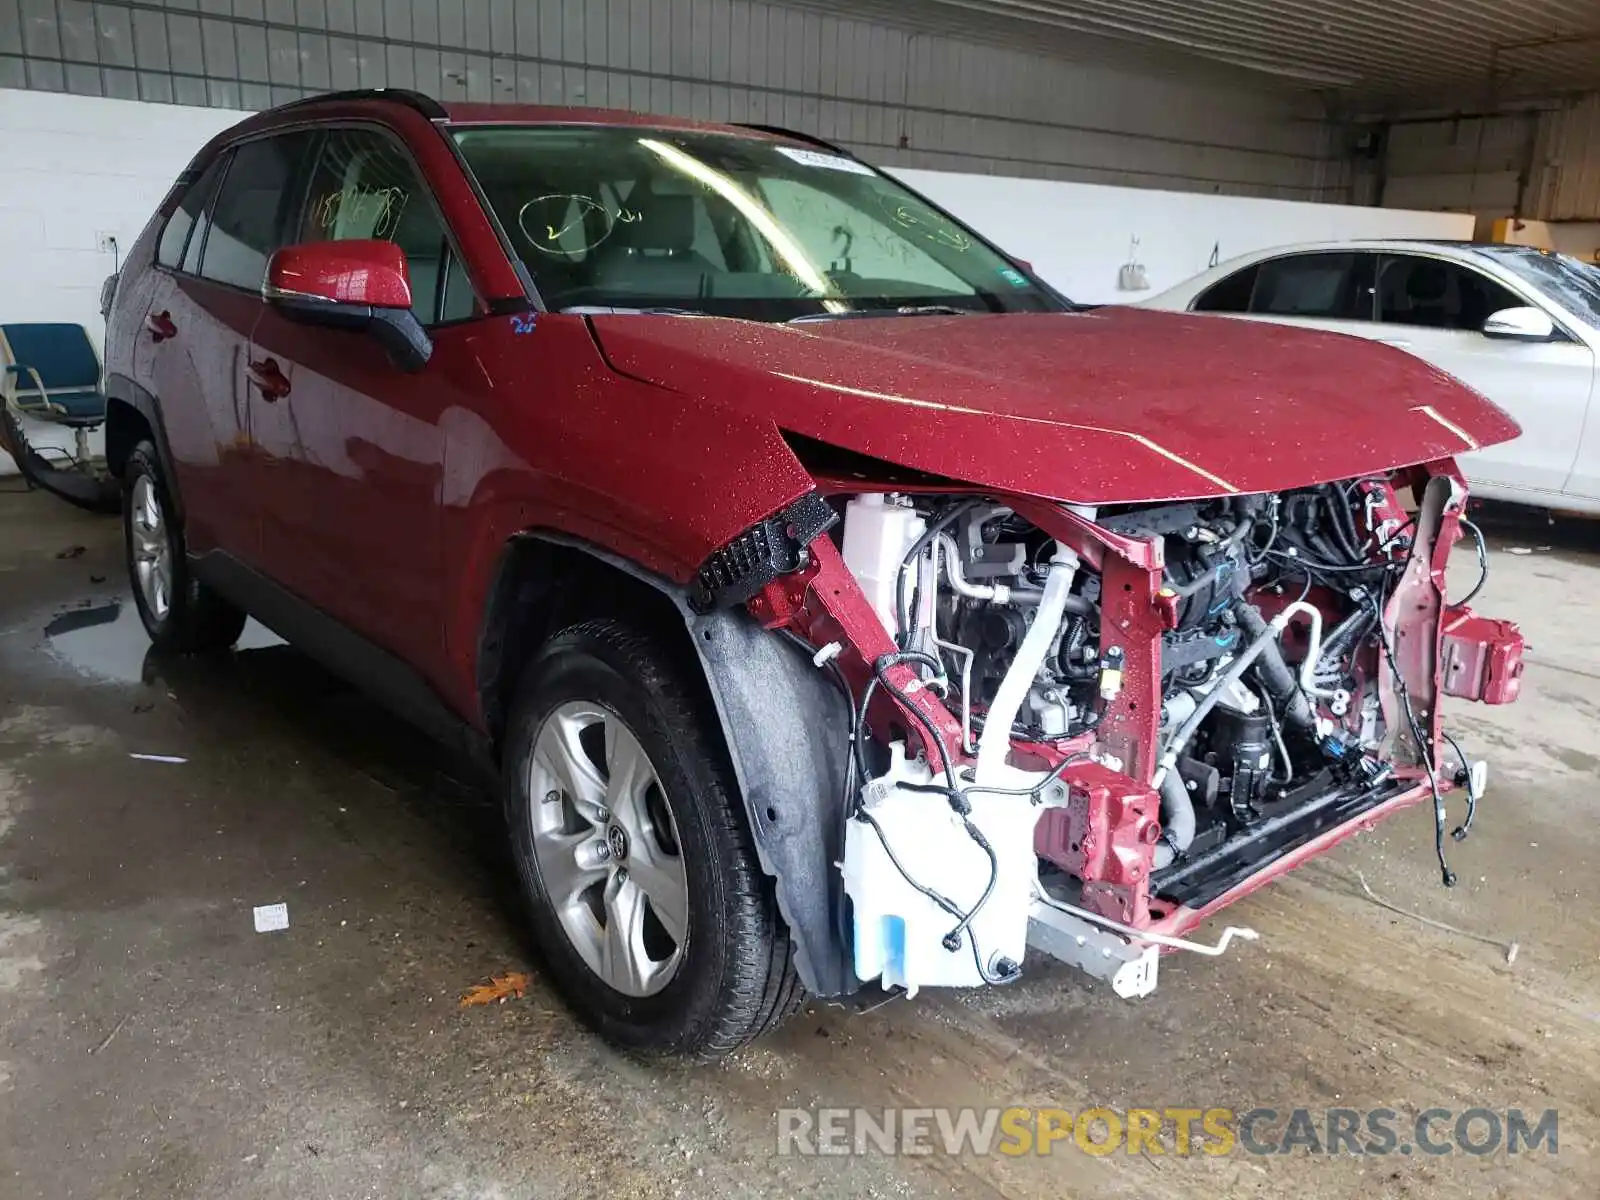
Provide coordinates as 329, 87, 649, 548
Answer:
0, 483, 1596, 1199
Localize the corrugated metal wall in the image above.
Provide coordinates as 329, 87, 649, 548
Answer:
1381, 92, 1600, 220
1547, 93, 1600, 221
0, 0, 1341, 198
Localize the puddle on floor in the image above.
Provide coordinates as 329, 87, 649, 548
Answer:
43, 599, 282, 684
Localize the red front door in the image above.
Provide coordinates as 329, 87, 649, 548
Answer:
247, 307, 456, 675
246, 124, 481, 686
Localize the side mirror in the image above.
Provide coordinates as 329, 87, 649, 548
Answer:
1482, 306, 1556, 342
263, 240, 431, 372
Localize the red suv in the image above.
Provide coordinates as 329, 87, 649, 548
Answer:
104, 89, 1526, 1059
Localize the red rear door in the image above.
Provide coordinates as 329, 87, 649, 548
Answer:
136, 148, 258, 561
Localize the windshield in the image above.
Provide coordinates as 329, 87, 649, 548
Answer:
450, 125, 1065, 321
1471, 245, 1600, 331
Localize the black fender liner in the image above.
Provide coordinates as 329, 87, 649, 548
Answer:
104, 373, 182, 518
507, 534, 857, 998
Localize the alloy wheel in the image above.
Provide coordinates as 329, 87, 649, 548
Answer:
129, 474, 173, 621
527, 701, 690, 997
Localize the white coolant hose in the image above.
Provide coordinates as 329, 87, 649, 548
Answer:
1281, 599, 1327, 697
975, 543, 1079, 781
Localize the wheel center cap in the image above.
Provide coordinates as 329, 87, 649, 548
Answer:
606, 824, 630, 862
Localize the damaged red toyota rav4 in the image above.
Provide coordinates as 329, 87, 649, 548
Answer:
103, 90, 1526, 1058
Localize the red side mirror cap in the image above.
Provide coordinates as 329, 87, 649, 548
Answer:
264, 240, 412, 310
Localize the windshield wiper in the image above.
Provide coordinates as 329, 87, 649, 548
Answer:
789, 304, 977, 323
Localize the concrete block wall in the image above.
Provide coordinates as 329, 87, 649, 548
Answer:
0, 87, 239, 337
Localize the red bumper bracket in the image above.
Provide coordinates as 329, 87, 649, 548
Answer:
1441, 607, 1525, 705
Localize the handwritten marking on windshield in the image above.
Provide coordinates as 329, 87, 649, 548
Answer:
770, 371, 1238, 493
877, 195, 972, 252
516, 194, 616, 258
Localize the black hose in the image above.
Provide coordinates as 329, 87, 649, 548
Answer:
896, 499, 982, 649
1154, 768, 1196, 864
1317, 605, 1375, 670
1232, 601, 1317, 733
1322, 484, 1363, 563
1304, 527, 1346, 566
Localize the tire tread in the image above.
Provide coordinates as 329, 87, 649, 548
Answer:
515, 617, 805, 1059
124, 440, 246, 653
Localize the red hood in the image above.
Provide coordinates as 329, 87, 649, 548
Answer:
588, 307, 1521, 505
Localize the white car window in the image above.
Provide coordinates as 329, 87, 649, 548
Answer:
1193, 252, 1374, 320
1251, 253, 1373, 320
1191, 263, 1257, 313
1376, 256, 1522, 332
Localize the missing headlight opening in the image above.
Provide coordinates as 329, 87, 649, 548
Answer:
743, 467, 1525, 999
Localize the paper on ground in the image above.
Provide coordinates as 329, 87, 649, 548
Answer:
253, 903, 289, 933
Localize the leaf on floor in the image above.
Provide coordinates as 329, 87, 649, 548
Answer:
459, 972, 532, 1008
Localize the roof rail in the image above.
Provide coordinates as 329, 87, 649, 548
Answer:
734, 123, 855, 156
271, 88, 448, 120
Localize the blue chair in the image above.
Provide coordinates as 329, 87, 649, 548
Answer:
1, 322, 119, 511
1, 322, 108, 431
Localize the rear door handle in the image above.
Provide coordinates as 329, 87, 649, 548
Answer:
145, 310, 177, 341
245, 357, 291, 401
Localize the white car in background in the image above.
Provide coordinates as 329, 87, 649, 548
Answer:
1144, 240, 1600, 513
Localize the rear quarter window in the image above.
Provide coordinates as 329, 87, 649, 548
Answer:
156, 157, 228, 270
1192, 264, 1259, 313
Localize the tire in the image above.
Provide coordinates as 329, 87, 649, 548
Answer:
122, 439, 247, 653
503, 617, 803, 1059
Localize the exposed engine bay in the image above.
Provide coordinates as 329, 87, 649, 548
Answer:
769, 468, 1528, 998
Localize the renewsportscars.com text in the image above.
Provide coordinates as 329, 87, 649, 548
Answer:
775, 1106, 1558, 1158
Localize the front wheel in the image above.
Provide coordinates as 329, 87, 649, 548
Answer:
122, 440, 246, 652
503, 618, 802, 1058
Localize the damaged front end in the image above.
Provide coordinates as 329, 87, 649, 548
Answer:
730, 462, 1525, 1000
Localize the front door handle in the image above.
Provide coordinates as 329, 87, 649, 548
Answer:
145, 310, 177, 342
245, 357, 291, 401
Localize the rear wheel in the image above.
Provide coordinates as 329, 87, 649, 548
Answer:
123, 440, 246, 652
503, 618, 802, 1058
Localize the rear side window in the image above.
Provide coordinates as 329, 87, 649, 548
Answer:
200, 133, 315, 291
156, 157, 228, 270
1249, 253, 1375, 321
292, 127, 477, 325
1192, 264, 1259, 313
